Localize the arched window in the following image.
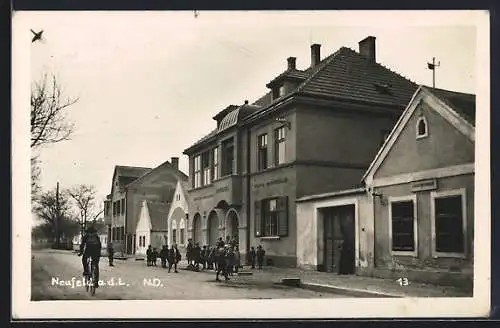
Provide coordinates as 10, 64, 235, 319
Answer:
416, 116, 428, 139
180, 219, 186, 245
172, 220, 177, 245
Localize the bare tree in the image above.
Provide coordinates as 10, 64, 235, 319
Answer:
31, 155, 42, 201
33, 188, 73, 245
31, 73, 78, 149
67, 184, 104, 235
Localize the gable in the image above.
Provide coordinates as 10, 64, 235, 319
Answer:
374, 100, 475, 179
167, 181, 189, 220
136, 201, 152, 232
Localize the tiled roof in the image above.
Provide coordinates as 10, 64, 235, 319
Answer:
296, 47, 418, 107
252, 91, 272, 107
115, 166, 152, 179
185, 41, 419, 151
426, 87, 475, 126
266, 68, 309, 87
147, 201, 170, 232
125, 159, 188, 189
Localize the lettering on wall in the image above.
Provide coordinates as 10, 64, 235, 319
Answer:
216, 186, 229, 193
254, 177, 288, 189
411, 179, 437, 192
193, 194, 214, 201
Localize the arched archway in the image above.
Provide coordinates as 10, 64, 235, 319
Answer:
225, 209, 239, 243
216, 200, 229, 210
207, 210, 219, 247
192, 213, 202, 245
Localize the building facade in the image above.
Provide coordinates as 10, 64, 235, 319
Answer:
135, 200, 170, 255
296, 86, 475, 287
104, 157, 188, 255
167, 180, 190, 252
183, 36, 418, 266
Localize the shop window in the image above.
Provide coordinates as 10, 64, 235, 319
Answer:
389, 196, 417, 255
432, 190, 466, 256
255, 197, 288, 237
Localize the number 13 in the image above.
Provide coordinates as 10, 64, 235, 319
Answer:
397, 278, 409, 286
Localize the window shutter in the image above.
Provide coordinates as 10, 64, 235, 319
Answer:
278, 196, 289, 237
254, 200, 262, 237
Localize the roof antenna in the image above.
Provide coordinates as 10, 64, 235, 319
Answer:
427, 57, 441, 88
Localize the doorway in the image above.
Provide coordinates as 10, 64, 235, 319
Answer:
323, 204, 355, 274
227, 210, 239, 243
208, 211, 219, 247
193, 214, 202, 245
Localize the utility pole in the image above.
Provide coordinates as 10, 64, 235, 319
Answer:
427, 57, 440, 88
55, 182, 60, 248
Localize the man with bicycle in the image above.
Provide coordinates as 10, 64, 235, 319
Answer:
78, 225, 102, 288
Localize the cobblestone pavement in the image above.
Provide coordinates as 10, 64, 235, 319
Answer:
31, 249, 348, 300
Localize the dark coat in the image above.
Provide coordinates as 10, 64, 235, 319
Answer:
168, 248, 181, 263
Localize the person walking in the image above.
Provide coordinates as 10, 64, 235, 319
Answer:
107, 242, 114, 267
160, 245, 168, 268
146, 245, 152, 267
234, 246, 241, 274
151, 248, 159, 267
186, 239, 194, 266
256, 245, 265, 270
215, 247, 229, 282
248, 246, 256, 269
168, 244, 181, 273
193, 242, 202, 271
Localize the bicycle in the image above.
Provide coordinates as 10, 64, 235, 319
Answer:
81, 255, 99, 296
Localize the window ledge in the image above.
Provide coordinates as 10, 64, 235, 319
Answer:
416, 133, 428, 140
260, 236, 281, 241
432, 252, 466, 259
391, 250, 418, 257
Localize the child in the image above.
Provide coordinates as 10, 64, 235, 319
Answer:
160, 245, 168, 268
146, 245, 152, 266
107, 242, 114, 267
249, 246, 256, 269
151, 248, 159, 266
256, 245, 265, 270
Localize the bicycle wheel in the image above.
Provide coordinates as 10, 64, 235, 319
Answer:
90, 263, 97, 296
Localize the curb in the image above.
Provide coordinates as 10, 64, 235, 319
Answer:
299, 282, 402, 298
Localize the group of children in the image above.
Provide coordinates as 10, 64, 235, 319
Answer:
145, 237, 267, 279
146, 244, 182, 273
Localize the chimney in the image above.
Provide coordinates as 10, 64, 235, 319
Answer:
359, 36, 376, 62
171, 157, 179, 170
244, 100, 249, 105
287, 57, 296, 70
311, 44, 321, 68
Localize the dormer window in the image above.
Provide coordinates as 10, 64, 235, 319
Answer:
279, 85, 286, 97
416, 116, 428, 139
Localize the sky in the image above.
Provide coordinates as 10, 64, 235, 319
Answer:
19, 10, 481, 210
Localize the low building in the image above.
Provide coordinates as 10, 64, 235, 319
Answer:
167, 179, 190, 252
296, 85, 475, 287
135, 200, 170, 255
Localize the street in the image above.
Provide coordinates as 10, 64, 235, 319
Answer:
31, 249, 346, 300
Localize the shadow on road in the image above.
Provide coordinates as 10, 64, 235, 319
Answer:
205, 279, 292, 291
